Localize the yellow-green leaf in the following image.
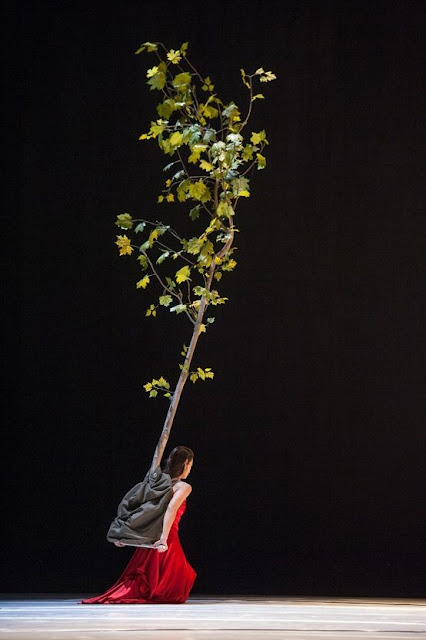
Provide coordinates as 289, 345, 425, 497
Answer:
137, 275, 150, 289
217, 201, 234, 218
175, 265, 191, 284
167, 49, 182, 64
137, 254, 148, 269
147, 65, 166, 91
148, 229, 159, 246
135, 42, 157, 54
146, 66, 159, 78
189, 180, 211, 203
250, 130, 267, 145
169, 131, 183, 147
188, 144, 207, 164
259, 70, 277, 82
256, 152, 266, 169
159, 294, 173, 307
186, 237, 204, 255
157, 376, 170, 388
199, 159, 214, 172
172, 72, 191, 91
115, 213, 133, 229
115, 235, 133, 256
240, 68, 250, 88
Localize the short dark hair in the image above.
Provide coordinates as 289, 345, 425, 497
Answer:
163, 446, 194, 479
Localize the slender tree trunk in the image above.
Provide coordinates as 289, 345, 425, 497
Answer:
150, 223, 234, 471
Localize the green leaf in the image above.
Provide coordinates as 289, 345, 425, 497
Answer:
145, 304, 157, 317
250, 130, 267, 145
170, 304, 187, 314
251, 93, 265, 101
189, 180, 211, 203
163, 160, 180, 173
137, 254, 148, 269
206, 317, 215, 324
175, 265, 191, 283
231, 177, 250, 197
189, 205, 201, 220
115, 213, 133, 229
135, 222, 146, 233
159, 294, 173, 307
193, 285, 209, 297
147, 63, 166, 91
202, 76, 214, 91
177, 178, 191, 202
240, 68, 251, 89
190, 372, 198, 383
222, 258, 237, 271
217, 201, 234, 218
149, 120, 166, 138
157, 98, 175, 119
242, 145, 254, 161
186, 237, 204, 255
149, 389, 158, 397
135, 42, 158, 54
172, 72, 191, 91
200, 103, 219, 119
198, 240, 214, 267
156, 251, 170, 264
222, 102, 240, 120
165, 276, 176, 289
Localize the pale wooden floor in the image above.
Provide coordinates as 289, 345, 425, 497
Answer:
0, 595, 425, 639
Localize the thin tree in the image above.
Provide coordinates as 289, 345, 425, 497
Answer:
114, 42, 276, 472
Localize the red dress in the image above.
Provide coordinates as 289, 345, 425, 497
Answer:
81, 500, 196, 604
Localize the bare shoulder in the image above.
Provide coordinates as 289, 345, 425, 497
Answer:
172, 480, 192, 496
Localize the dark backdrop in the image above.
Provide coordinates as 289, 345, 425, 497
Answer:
3, 0, 424, 597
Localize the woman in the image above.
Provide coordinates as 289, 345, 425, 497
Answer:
81, 446, 196, 604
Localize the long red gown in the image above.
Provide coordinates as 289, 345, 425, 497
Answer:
81, 500, 196, 604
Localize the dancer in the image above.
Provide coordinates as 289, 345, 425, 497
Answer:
81, 446, 196, 604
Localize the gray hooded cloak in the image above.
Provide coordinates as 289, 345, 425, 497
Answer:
106, 466, 173, 547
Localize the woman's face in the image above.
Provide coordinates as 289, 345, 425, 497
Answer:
183, 458, 193, 478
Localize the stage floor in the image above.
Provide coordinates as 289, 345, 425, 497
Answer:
0, 595, 425, 639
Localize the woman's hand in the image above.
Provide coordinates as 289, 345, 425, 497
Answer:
153, 538, 168, 553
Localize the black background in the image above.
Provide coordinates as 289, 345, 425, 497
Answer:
3, 0, 424, 597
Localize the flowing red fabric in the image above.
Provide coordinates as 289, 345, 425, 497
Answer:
81, 500, 196, 604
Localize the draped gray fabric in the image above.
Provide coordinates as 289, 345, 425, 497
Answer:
106, 466, 173, 547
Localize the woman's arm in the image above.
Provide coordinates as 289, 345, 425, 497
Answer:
154, 482, 192, 552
